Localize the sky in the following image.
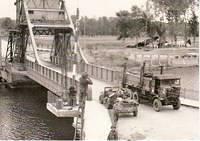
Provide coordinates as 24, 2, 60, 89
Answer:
0, 0, 147, 19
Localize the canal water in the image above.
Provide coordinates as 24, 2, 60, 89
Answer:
0, 86, 74, 140
165, 67, 199, 91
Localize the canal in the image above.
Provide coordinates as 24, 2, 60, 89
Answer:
0, 86, 74, 140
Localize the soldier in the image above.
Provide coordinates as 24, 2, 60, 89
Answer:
68, 86, 77, 107
107, 125, 118, 141
79, 72, 93, 105
113, 109, 119, 124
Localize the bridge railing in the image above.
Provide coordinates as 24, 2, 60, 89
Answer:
49, 56, 122, 85
80, 62, 121, 84
50, 56, 73, 72
131, 54, 199, 67
25, 59, 80, 96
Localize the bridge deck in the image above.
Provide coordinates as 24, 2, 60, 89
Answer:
84, 77, 112, 140
85, 101, 112, 140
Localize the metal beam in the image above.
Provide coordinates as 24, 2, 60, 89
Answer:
23, 1, 41, 64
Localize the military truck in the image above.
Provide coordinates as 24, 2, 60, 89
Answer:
128, 62, 181, 112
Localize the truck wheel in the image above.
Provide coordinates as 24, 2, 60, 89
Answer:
133, 108, 138, 117
153, 99, 162, 112
173, 99, 181, 110
133, 92, 139, 102
106, 103, 112, 109
99, 95, 103, 104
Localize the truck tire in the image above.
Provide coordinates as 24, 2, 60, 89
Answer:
153, 99, 162, 112
173, 99, 181, 110
133, 92, 139, 102
133, 108, 138, 117
106, 103, 112, 109
99, 95, 103, 104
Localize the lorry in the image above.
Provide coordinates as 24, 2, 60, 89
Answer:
127, 62, 181, 112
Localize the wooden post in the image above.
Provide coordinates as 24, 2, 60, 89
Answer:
135, 54, 137, 63
150, 55, 153, 67
158, 55, 161, 66
141, 54, 144, 64
167, 55, 170, 67
184, 88, 186, 99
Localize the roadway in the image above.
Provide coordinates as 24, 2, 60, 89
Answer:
91, 79, 199, 140
117, 104, 199, 140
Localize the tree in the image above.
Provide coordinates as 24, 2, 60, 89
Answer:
77, 16, 118, 36
116, 5, 166, 46
151, 0, 195, 43
188, 11, 199, 45
116, 6, 149, 41
116, 10, 132, 40
1, 17, 15, 30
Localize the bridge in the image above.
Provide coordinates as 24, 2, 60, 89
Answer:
0, 0, 199, 140
0, 0, 115, 140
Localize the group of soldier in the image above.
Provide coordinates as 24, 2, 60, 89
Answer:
68, 72, 93, 108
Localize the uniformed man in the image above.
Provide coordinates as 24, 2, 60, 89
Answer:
79, 72, 93, 105
107, 125, 118, 141
68, 86, 77, 107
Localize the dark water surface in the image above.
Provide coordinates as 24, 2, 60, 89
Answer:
0, 86, 74, 140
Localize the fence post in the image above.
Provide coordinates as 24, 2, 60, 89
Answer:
183, 88, 186, 99
135, 54, 137, 63
111, 71, 114, 82
167, 55, 170, 67
101, 68, 103, 80
141, 54, 144, 63
158, 55, 161, 66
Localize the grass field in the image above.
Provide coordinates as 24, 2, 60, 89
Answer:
80, 36, 199, 91
80, 36, 199, 71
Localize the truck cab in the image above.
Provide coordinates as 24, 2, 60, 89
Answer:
137, 73, 181, 112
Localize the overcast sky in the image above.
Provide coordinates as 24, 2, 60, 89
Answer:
0, 0, 147, 19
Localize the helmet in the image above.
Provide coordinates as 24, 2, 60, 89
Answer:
111, 125, 116, 129
69, 86, 76, 92
82, 72, 88, 78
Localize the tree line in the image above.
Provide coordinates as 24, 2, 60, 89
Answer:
116, 0, 199, 44
0, 17, 16, 36
0, 0, 199, 43
72, 16, 119, 36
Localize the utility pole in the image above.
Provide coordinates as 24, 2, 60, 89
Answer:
122, 57, 128, 88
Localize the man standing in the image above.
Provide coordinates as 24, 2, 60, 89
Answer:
68, 86, 77, 107
107, 125, 118, 141
79, 72, 93, 105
